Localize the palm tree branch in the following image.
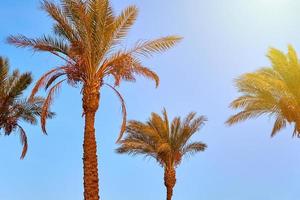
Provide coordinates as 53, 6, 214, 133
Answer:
105, 83, 127, 143
16, 125, 28, 159
41, 79, 65, 134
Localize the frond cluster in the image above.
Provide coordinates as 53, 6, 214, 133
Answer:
116, 109, 207, 168
227, 45, 300, 137
0, 57, 54, 159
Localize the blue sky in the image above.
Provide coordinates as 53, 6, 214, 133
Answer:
1, 0, 300, 200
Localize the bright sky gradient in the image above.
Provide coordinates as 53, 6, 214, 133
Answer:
1, 0, 300, 200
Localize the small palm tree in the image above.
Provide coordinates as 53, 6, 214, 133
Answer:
116, 109, 207, 200
0, 57, 53, 159
226, 45, 300, 137
7, 1, 181, 199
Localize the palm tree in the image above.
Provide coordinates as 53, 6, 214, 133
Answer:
7, 0, 181, 199
226, 45, 300, 137
116, 109, 207, 200
0, 57, 53, 159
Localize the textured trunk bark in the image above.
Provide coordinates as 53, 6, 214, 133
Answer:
82, 83, 100, 200
164, 166, 176, 200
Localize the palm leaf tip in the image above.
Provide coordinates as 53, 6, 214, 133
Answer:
225, 114, 246, 126
225, 115, 234, 126
7, 35, 30, 48
115, 146, 126, 154
270, 117, 286, 137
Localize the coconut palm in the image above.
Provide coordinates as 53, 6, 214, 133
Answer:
116, 109, 207, 200
0, 57, 53, 159
7, 0, 181, 199
226, 45, 300, 137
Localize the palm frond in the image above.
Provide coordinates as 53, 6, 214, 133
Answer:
105, 83, 127, 143
0, 57, 9, 87
131, 36, 182, 58
182, 142, 207, 157
8, 35, 69, 55
8, 72, 32, 99
126, 120, 159, 141
116, 139, 156, 158
132, 62, 159, 87
41, 79, 65, 134
41, 0, 77, 41
112, 5, 138, 44
271, 115, 287, 137
17, 125, 28, 159
29, 67, 66, 101
226, 109, 270, 125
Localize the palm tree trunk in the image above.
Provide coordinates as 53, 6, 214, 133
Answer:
164, 166, 176, 200
82, 83, 100, 200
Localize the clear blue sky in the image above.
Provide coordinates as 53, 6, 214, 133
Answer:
1, 0, 300, 200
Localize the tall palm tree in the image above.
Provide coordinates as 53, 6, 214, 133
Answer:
116, 109, 207, 200
226, 45, 300, 137
7, 0, 181, 199
0, 57, 53, 159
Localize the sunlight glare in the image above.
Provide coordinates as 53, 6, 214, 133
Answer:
260, 0, 290, 6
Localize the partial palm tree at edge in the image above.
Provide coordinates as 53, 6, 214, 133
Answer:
0, 56, 54, 159
226, 45, 300, 137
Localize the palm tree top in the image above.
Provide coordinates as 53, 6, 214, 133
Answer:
226, 45, 300, 137
7, 0, 182, 140
117, 109, 207, 167
0, 56, 54, 159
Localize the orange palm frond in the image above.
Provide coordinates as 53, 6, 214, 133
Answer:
105, 83, 127, 143
17, 125, 28, 159
29, 67, 67, 101
41, 79, 65, 134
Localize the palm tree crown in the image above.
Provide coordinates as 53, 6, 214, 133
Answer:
8, 0, 181, 139
226, 45, 300, 137
117, 109, 207, 200
0, 57, 53, 159
117, 109, 207, 167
